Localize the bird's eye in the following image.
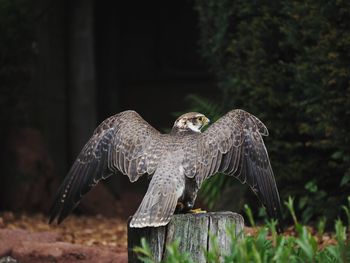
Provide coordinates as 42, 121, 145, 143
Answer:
198, 116, 203, 121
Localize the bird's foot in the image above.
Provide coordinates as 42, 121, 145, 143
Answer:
189, 208, 207, 214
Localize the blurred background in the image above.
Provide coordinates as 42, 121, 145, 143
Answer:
1, 0, 350, 227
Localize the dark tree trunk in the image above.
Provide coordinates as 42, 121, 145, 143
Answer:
68, 0, 97, 160
128, 212, 244, 262
34, 0, 69, 177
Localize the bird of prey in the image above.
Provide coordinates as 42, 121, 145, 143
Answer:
49, 109, 282, 229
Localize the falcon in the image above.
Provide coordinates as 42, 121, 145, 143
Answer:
49, 109, 283, 229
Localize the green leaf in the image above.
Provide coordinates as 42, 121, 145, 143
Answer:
331, 151, 343, 160
305, 181, 318, 193
340, 170, 350, 187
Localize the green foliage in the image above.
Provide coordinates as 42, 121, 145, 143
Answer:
285, 196, 298, 226
341, 196, 350, 236
134, 238, 194, 263
244, 203, 256, 228
133, 238, 155, 263
194, 0, 350, 224
134, 197, 350, 263
164, 240, 194, 263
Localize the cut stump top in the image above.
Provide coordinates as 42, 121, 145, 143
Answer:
128, 211, 244, 263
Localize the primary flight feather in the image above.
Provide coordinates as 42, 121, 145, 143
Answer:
49, 109, 282, 229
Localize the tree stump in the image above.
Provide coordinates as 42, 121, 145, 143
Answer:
128, 211, 244, 262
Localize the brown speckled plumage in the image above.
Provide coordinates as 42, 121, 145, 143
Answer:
49, 109, 282, 229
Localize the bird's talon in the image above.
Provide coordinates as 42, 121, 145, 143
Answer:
189, 208, 207, 214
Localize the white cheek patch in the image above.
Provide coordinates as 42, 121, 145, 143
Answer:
187, 122, 201, 133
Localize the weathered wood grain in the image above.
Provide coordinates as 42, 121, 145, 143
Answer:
128, 212, 244, 262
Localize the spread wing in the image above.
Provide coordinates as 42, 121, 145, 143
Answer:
186, 109, 282, 228
49, 110, 164, 224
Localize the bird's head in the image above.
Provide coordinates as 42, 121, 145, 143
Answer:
172, 112, 210, 133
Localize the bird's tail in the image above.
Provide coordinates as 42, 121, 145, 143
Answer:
129, 175, 181, 228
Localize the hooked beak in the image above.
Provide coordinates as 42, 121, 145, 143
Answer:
201, 117, 210, 129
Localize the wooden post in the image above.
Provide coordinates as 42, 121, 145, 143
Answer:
128, 212, 244, 262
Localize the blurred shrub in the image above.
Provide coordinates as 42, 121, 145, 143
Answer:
194, 0, 350, 224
